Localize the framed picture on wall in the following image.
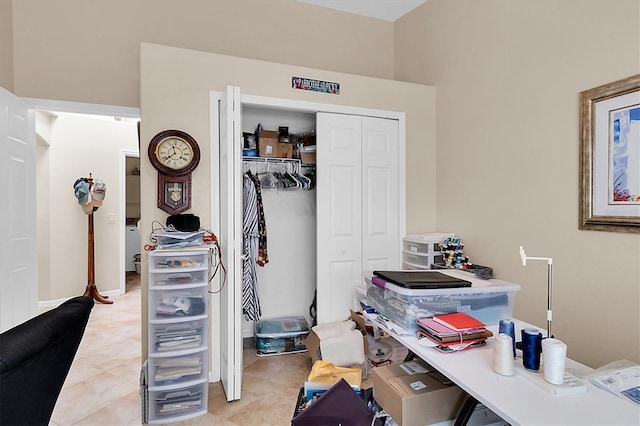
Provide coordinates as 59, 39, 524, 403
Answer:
579, 74, 640, 233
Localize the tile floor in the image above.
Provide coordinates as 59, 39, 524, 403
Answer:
47, 273, 334, 426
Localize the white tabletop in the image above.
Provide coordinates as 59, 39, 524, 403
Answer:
367, 314, 640, 425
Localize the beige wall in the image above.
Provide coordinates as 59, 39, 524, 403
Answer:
37, 113, 139, 302
0, 0, 13, 91
395, 0, 640, 367
10, 0, 393, 107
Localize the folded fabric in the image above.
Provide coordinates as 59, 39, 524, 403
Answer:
308, 360, 362, 389
313, 321, 365, 367
312, 320, 356, 340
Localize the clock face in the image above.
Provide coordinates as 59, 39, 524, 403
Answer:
156, 137, 194, 171
148, 130, 200, 176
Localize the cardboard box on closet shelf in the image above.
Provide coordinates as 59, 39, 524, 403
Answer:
277, 143, 293, 159
299, 145, 316, 164
258, 130, 279, 158
373, 358, 467, 426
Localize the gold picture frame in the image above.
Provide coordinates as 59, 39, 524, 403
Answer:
579, 74, 640, 233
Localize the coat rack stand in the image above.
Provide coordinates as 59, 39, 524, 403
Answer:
84, 207, 112, 304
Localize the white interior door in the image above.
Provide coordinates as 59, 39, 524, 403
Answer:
0, 88, 37, 332
361, 117, 400, 271
316, 113, 362, 324
218, 85, 243, 401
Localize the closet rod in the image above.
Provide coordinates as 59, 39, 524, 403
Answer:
242, 157, 301, 165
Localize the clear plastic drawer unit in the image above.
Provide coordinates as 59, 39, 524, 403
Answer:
146, 248, 210, 424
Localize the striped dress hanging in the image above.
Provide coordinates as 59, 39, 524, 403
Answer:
241, 173, 261, 321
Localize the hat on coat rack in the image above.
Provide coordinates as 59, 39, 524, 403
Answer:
91, 179, 106, 208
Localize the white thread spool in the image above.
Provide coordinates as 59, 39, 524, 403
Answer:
492, 333, 515, 376
542, 338, 567, 385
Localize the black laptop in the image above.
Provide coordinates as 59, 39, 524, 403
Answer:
372, 270, 472, 289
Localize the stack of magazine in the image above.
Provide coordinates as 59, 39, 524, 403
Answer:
417, 312, 492, 353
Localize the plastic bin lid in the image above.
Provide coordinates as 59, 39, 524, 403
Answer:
404, 233, 455, 243
364, 270, 520, 296
254, 315, 310, 338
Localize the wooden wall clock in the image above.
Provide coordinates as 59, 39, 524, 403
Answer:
148, 129, 200, 214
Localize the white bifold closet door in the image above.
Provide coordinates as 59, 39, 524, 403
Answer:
218, 86, 243, 402
316, 113, 399, 324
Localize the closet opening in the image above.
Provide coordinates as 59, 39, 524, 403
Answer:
212, 87, 405, 402
239, 105, 317, 343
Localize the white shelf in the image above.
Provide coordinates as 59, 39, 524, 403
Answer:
242, 156, 300, 164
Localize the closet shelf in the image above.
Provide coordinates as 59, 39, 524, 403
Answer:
242, 157, 315, 167
242, 157, 300, 164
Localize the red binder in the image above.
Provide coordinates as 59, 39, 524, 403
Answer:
431, 312, 485, 332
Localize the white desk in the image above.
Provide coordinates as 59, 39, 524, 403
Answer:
368, 315, 640, 425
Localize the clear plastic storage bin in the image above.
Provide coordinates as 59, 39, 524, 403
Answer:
364, 271, 520, 332
148, 251, 209, 271
254, 316, 310, 356
148, 349, 208, 387
149, 318, 208, 355
149, 286, 208, 321
148, 382, 208, 423
149, 270, 208, 286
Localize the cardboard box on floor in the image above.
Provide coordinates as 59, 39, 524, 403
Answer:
305, 312, 369, 366
373, 358, 467, 426
305, 311, 409, 379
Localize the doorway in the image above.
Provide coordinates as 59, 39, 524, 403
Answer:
124, 153, 141, 292
29, 98, 140, 305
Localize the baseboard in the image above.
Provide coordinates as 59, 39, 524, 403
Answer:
243, 337, 255, 349
38, 289, 123, 308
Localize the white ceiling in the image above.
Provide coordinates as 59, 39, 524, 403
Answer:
296, 0, 428, 22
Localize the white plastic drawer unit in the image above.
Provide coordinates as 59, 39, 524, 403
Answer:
149, 251, 209, 271
403, 233, 454, 255
149, 270, 208, 286
148, 382, 208, 423
147, 248, 210, 424
149, 251, 209, 286
402, 250, 444, 269
148, 349, 208, 388
149, 286, 208, 321
149, 318, 208, 356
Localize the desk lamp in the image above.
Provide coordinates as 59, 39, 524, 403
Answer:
519, 246, 553, 338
